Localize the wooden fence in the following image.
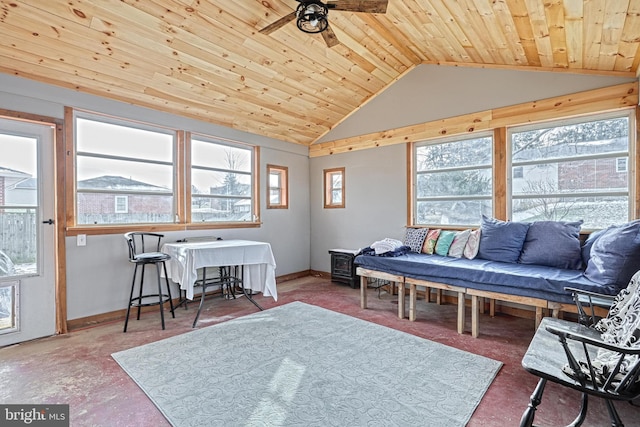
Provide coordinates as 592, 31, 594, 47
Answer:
0, 212, 36, 263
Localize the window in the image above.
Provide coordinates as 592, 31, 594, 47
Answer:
509, 111, 632, 229
616, 157, 628, 173
69, 109, 260, 230
413, 134, 493, 226
190, 135, 256, 223
324, 167, 345, 208
267, 164, 288, 209
74, 112, 175, 225
513, 166, 524, 179
114, 196, 128, 213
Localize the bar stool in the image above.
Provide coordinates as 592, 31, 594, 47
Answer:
123, 232, 175, 332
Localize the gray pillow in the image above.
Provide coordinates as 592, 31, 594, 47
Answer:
519, 220, 583, 270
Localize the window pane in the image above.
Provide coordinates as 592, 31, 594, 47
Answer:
0, 282, 18, 334
191, 170, 251, 196
0, 133, 38, 276
76, 118, 173, 162
512, 117, 628, 163
416, 200, 492, 225
512, 159, 628, 195
77, 157, 174, 191
75, 115, 176, 225
416, 136, 492, 171
511, 114, 631, 227
190, 137, 255, 222
417, 169, 492, 197
414, 135, 492, 226
512, 196, 628, 229
192, 196, 252, 222
192, 139, 251, 171
77, 193, 173, 224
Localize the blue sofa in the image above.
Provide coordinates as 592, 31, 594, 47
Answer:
355, 218, 640, 337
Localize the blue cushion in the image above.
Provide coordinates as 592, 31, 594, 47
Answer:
581, 228, 606, 267
477, 215, 530, 263
584, 220, 640, 292
519, 220, 583, 270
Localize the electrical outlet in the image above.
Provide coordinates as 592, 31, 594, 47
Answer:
77, 234, 86, 247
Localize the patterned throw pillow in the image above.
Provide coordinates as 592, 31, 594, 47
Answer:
435, 231, 457, 256
463, 229, 481, 259
403, 227, 428, 253
422, 229, 441, 254
448, 229, 471, 258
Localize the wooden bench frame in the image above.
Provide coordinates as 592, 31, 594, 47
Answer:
357, 266, 572, 338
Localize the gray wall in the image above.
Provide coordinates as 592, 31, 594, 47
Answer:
309, 66, 637, 271
0, 74, 310, 320
0, 65, 635, 319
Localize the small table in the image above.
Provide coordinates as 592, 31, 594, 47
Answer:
162, 239, 277, 326
328, 249, 360, 288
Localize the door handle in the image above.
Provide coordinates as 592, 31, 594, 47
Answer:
42, 219, 54, 225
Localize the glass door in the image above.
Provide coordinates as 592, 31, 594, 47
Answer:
0, 117, 56, 346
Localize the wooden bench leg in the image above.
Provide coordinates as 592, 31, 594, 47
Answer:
409, 282, 417, 321
360, 275, 368, 309
457, 291, 465, 335
398, 281, 405, 319
436, 288, 442, 305
490, 298, 496, 317
471, 295, 479, 338
535, 307, 543, 330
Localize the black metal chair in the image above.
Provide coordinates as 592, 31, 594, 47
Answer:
520, 271, 640, 427
123, 232, 175, 332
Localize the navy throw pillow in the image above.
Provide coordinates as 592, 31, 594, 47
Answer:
477, 215, 530, 263
584, 220, 640, 293
519, 220, 583, 270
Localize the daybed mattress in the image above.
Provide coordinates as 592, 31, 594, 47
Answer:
354, 253, 615, 304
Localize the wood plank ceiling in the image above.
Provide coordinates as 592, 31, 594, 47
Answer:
0, 0, 639, 146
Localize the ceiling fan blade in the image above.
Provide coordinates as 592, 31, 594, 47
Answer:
259, 11, 297, 35
327, 0, 388, 13
322, 24, 340, 48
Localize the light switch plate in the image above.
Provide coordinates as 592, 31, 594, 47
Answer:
77, 234, 86, 246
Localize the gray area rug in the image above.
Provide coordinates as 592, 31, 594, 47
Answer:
112, 301, 502, 426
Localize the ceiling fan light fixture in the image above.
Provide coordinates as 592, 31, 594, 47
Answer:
296, 2, 329, 33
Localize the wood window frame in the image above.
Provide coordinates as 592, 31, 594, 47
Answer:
324, 167, 345, 209
267, 164, 289, 209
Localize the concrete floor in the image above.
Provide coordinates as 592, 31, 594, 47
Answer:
1, 275, 638, 426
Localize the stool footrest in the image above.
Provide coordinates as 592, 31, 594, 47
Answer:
129, 294, 172, 308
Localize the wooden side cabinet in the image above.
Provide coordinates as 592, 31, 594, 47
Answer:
329, 249, 360, 288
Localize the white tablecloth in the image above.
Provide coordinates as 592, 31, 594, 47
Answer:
161, 240, 277, 301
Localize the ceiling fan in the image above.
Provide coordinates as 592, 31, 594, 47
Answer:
259, 0, 388, 48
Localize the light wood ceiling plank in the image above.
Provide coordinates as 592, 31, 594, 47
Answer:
544, 0, 569, 68
466, 0, 521, 65
563, 0, 584, 69
598, 0, 630, 70
522, 0, 555, 67
491, 0, 529, 65
506, 0, 543, 66
615, 1, 640, 72
357, 14, 423, 63
584, 0, 606, 69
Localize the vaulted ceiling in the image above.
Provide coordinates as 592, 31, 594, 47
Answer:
1, 0, 639, 146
